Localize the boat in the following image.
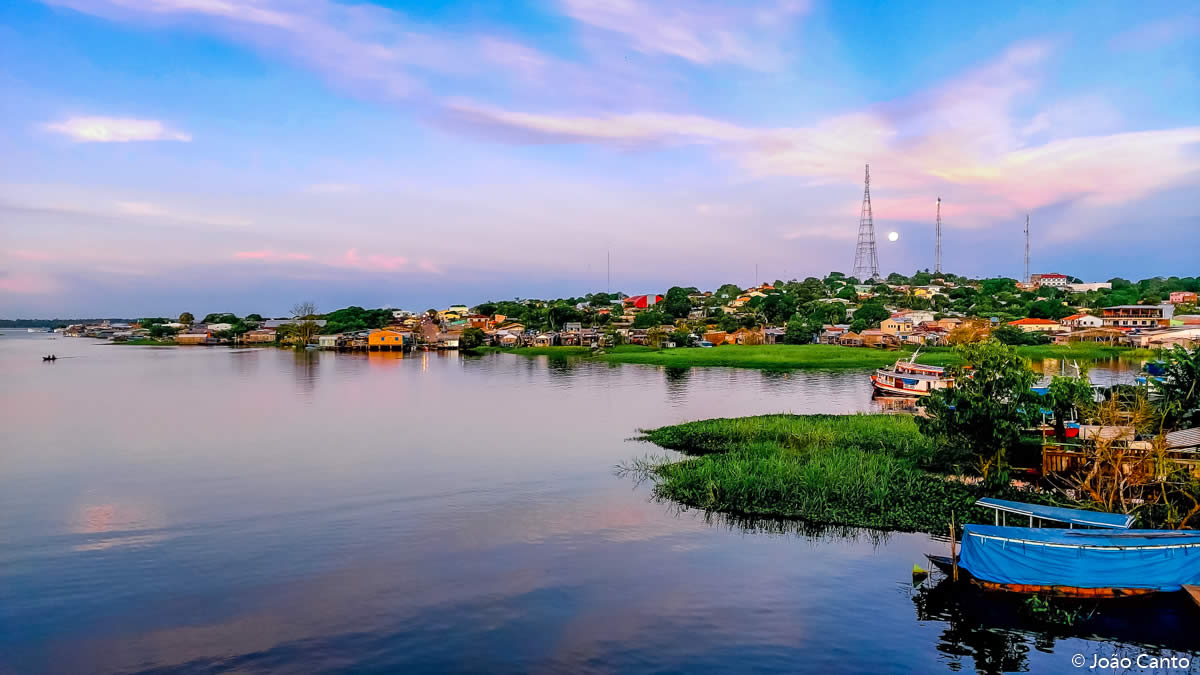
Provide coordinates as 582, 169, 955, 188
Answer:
42, 355, 57, 361
927, 498, 1200, 599
871, 352, 954, 397
1185, 585, 1200, 609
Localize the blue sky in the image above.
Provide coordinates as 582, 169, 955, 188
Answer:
1, 0, 1198, 317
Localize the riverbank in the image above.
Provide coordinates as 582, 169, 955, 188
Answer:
489, 343, 1156, 371
633, 414, 1043, 533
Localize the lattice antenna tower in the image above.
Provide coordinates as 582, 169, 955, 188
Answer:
852, 164, 880, 281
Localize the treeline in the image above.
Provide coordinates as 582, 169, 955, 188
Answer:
0, 318, 134, 328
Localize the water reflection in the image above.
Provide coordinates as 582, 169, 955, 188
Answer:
913, 577, 1200, 674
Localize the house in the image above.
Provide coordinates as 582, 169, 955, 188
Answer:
438, 331, 461, 349
1058, 327, 1123, 344
1065, 282, 1112, 293
498, 333, 521, 347
703, 331, 727, 345
859, 329, 900, 348
1006, 318, 1061, 333
207, 322, 233, 333
881, 316, 914, 337
732, 328, 764, 345
623, 294, 663, 309
1101, 304, 1174, 328
447, 305, 469, 315
763, 327, 786, 344
466, 315, 492, 330
1031, 273, 1069, 288
1129, 327, 1200, 349
1060, 313, 1103, 329
1170, 291, 1198, 305
261, 319, 327, 329
1175, 315, 1200, 326
368, 328, 406, 350
936, 317, 963, 331
819, 325, 849, 344
243, 328, 277, 344
317, 334, 341, 348
175, 331, 212, 345
532, 333, 557, 347
838, 331, 863, 347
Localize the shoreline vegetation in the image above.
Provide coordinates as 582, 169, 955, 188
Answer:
627, 414, 1043, 533
482, 343, 1157, 370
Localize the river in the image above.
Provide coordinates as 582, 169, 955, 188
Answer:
1, 333, 1195, 674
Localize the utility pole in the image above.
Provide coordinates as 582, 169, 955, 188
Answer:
934, 197, 942, 275
852, 164, 880, 281
1024, 214, 1031, 284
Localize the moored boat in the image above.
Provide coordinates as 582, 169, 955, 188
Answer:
871, 354, 954, 397
953, 525, 1200, 598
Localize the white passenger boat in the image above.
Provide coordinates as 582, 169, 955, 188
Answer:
871, 353, 955, 397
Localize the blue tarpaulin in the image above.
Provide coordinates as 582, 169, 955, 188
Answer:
959, 525, 1200, 591
975, 497, 1134, 529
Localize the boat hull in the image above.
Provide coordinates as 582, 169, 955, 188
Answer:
926, 554, 1163, 598
871, 375, 933, 397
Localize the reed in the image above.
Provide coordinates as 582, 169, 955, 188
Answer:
633, 414, 1001, 533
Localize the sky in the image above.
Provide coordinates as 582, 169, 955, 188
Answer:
1, 0, 1198, 317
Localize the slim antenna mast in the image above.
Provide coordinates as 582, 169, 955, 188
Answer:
934, 197, 942, 275
1024, 214, 1030, 283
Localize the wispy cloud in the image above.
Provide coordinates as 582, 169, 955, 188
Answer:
232, 250, 312, 262
42, 116, 191, 142
440, 42, 1200, 232
559, 0, 808, 67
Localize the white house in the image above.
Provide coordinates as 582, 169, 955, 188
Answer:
1060, 313, 1103, 329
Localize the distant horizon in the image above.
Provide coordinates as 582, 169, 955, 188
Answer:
3, 0, 1198, 317
3, 269, 1194, 321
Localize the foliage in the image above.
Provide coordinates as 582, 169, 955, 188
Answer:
1151, 346, 1200, 429
323, 306, 393, 334
1044, 375, 1094, 441
853, 302, 890, 328
633, 309, 669, 329
459, 326, 486, 351
992, 324, 1051, 346
603, 344, 956, 370
783, 313, 821, 344
202, 313, 238, 324
919, 341, 1040, 486
661, 286, 692, 319
290, 302, 320, 345
148, 323, 180, 339
178, 312, 194, 324
631, 414, 1011, 533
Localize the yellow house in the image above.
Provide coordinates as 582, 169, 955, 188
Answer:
369, 329, 406, 349
881, 316, 914, 336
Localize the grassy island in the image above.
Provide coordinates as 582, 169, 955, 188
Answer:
488, 342, 1155, 371
632, 414, 1032, 533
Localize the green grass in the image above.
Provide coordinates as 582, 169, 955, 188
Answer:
603, 344, 954, 370
484, 342, 1155, 371
1010, 344, 1157, 361
632, 414, 1031, 533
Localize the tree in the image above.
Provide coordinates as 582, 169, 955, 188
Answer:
783, 313, 820, 344
662, 286, 692, 319
715, 283, 743, 300
460, 326, 486, 351
1045, 375, 1094, 441
919, 341, 1040, 486
1152, 346, 1200, 429
178, 312, 194, 324
992, 324, 1049, 346
148, 324, 180, 339
633, 309, 668, 329
853, 302, 890, 328
291, 302, 320, 345
474, 303, 497, 317
245, 313, 264, 322
849, 318, 867, 333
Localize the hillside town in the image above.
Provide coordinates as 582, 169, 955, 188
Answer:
55, 272, 1200, 353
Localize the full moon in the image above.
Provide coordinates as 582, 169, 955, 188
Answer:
887, 231, 899, 242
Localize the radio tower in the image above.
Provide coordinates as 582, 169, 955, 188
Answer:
934, 197, 942, 275
852, 164, 880, 281
1023, 214, 1031, 283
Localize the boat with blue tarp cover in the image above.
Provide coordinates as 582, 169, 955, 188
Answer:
975, 497, 1134, 529
954, 525, 1200, 597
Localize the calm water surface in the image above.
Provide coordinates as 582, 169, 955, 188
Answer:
1, 334, 1196, 674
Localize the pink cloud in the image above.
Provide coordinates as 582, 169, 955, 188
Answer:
341, 248, 408, 271
233, 250, 313, 261
9, 249, 56, 262
0, 272, 58, 294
